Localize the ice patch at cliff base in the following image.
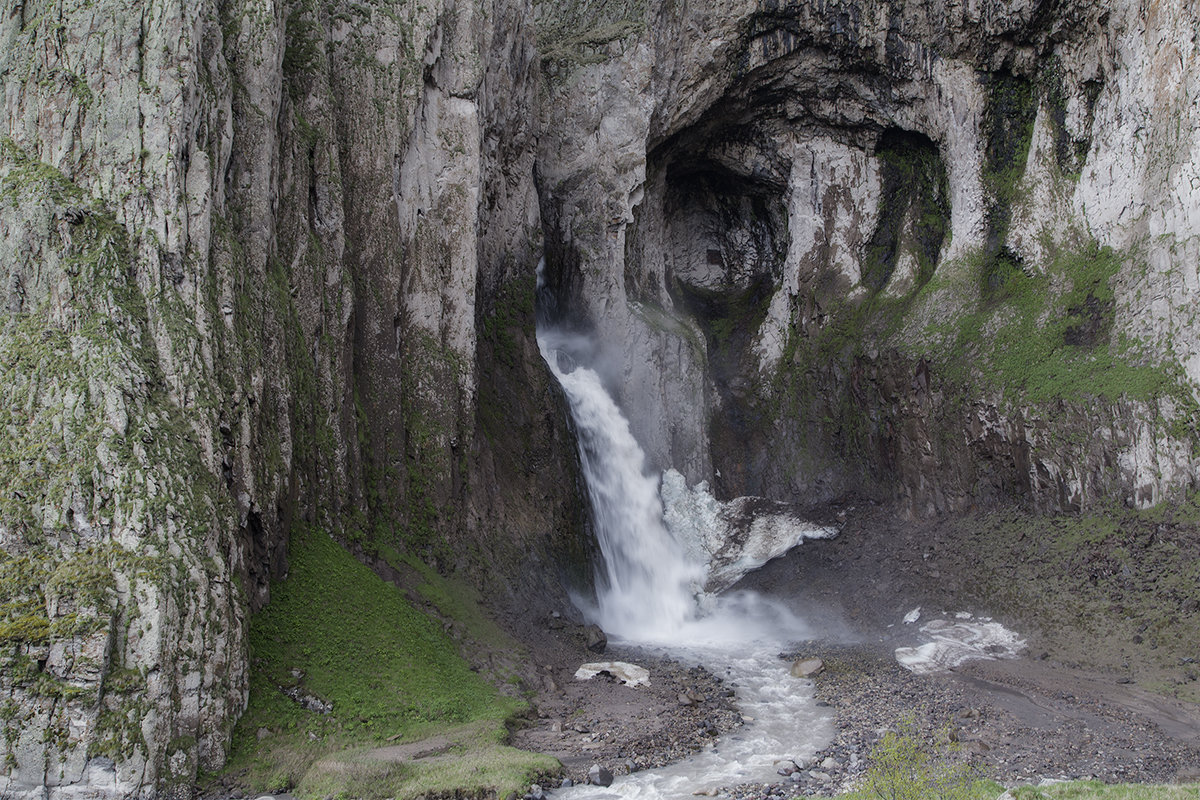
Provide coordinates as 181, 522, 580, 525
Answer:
660, 469, 839, 593
894, 616, 1026, 674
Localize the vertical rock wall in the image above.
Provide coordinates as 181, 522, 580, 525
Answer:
2, 0, 1199, 793
535, 0, 1200, 514
0, 0, 582, 795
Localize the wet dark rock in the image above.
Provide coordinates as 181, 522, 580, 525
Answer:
588, 764, 614, 786
585, 624, 608, 653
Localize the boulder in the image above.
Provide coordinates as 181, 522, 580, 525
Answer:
790, 658, 824, 678
584, 624, 607, 653
588, 764, 614, 786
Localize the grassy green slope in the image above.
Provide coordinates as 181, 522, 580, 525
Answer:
221, 526, 555, 798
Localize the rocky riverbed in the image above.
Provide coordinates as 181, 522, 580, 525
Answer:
509, 619, 746, 784
509, 505, 1200, 799
516, 636, 1200, 800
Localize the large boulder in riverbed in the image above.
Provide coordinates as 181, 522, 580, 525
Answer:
584, 624, 607, 653
790, 658, 824, 678
588, 764, 614, 786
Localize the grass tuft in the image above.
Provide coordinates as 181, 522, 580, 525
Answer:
1006, 781, 1200, 799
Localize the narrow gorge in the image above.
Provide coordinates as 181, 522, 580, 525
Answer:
1, 0, 1199, 797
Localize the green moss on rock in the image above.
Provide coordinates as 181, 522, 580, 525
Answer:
936, 241, 1197, 409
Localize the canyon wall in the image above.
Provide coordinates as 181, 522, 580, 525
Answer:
536, 0, 1200, 514
2, 0, 1199, 795
0, 0, 584, 796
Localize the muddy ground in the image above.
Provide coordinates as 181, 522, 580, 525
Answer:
506, 504, 1200, 794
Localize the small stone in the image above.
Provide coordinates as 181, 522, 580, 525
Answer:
256, 727, 271, 740
588, 764, 613, 787
790, 658, 824, 678
820, 757, 840, 770
561, 778, 574, 788
529, 784, 544, 800
677, 693, 695, 706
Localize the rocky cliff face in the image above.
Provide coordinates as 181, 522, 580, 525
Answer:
0, 0, 583, 796
536, 0, 1200, 514
2, 0, 1199, 795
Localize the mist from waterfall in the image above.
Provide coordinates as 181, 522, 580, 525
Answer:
536, 266, 807, 646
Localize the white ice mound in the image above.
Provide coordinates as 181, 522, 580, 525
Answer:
574, 661, 651, 687
660, 469, 839, 593
894, 617, 1026, 674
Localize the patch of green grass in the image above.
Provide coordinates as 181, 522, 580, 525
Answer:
297, 722, 558, 800
825, 718, 996, 800
937, 241, 1195, 408
224, 526, 554, 798
394, 547, 516, 654
1006, 781, 1200, 799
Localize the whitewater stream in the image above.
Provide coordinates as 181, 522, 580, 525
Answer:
537, 301, 835, 798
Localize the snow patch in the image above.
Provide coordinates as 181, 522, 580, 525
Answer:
895, 617, 1026, 674
575, 661, 651, 687
661, 469, 838, 593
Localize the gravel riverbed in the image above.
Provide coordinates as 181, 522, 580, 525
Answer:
529, 640, 1200, 800
511, 503, 1200, 799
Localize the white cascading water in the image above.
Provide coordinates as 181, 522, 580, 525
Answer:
537, 327, 706, 641
536, 265, 833, 797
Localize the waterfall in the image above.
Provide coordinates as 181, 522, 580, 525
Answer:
537, 326, 707, 641
536, 264, 811, 646
536, 265, 835, 797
